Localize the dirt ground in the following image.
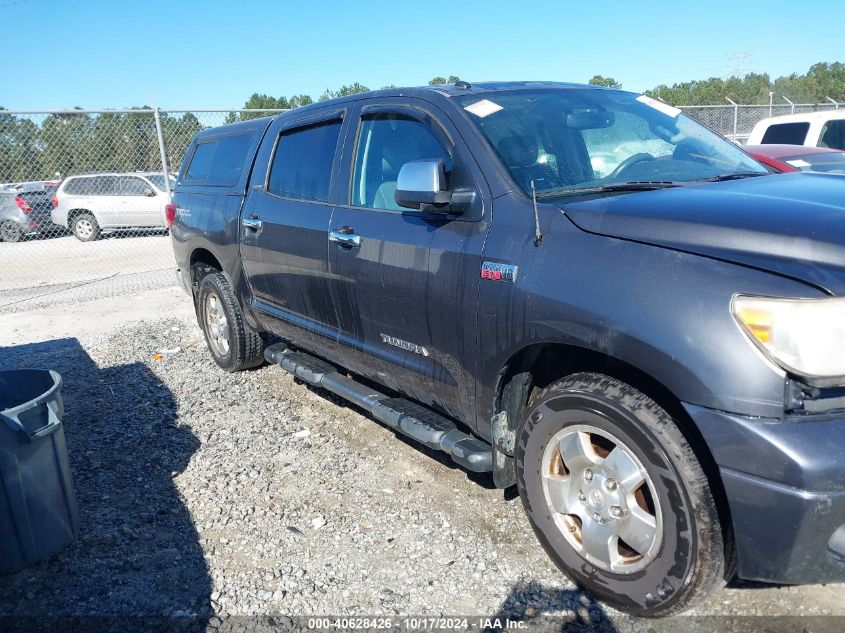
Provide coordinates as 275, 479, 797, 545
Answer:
1, 283, 843, 632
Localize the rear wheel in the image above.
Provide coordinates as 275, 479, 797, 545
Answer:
198, 272, 265, 372
515, 373, 725, 617
71, 212, 100, 241
0, 220, 23, 243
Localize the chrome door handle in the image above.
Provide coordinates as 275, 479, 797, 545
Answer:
242, 216, 263, 231
329, 229, 361, 248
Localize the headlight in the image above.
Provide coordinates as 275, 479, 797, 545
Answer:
732, 295, 845, 379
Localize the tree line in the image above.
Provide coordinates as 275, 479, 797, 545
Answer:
645, 62, 845, 105
231, 64, 845, 115
0, 108, 204, 183
2, 65, 844, 183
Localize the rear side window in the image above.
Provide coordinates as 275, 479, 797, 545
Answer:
819, 120, 845, 150
761, 122, 810, 145
267, 120, 342, 202
64, 178, 90, 195
184, 133, 253, 185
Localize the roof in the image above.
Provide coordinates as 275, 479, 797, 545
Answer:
65, 171, 165, 178
744, 144, 844, 158
284, 81, 619, 113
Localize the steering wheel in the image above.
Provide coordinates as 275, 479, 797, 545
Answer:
608, 153, 655, 179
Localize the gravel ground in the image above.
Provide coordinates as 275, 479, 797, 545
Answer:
2, 308, 844, 631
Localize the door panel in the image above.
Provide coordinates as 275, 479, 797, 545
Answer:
239, 114, 345, 358
89, 176, 120, 227
329, 102, 489, 426
118, 176, 154, 226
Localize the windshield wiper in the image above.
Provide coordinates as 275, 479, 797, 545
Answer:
536, 181, 681, 199
699, 171, 767, 182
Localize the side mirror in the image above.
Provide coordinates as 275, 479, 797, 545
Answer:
395, 159, 453, 211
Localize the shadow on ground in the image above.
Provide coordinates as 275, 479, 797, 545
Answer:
0, 337, 211, 623
489, 581, 619, 632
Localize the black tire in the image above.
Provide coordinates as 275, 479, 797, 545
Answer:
71, 212, 100, 241
0, 220, 23, 243
515, 372, 725, 617
197, 272, 265, 372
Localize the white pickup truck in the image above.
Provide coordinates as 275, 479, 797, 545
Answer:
747, 110, 845, 149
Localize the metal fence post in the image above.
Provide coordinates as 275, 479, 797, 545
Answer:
783, 96, 795, 113
725, 98, 738, 141
153, 107, 172, 197
827, 97, 840, 110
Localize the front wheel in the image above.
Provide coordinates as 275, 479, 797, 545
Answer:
197, 272, 265, 372
515, 373, 726, 617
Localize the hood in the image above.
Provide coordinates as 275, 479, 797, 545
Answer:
561, 172, 845, 294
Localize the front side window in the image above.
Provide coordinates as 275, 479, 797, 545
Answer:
120, 176, 152, 196
456, 89, 767, 198
146, 174, 175, 192
819, 120, 845, 150
267, 120, 342, 202
351, 113, 451, 210
761, 122, 810, 145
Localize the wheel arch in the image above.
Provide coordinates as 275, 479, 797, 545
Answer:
189, 248, 225, 298
67, 208, 95, 223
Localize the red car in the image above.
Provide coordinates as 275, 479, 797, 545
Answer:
744, 144, 845, 174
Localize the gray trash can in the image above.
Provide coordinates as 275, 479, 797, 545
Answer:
0, 369, 79, 575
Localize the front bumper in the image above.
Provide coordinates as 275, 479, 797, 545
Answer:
685, 403, 845, 584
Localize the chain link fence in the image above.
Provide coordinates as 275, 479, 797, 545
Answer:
679, 102, 840, 143
0, 109, 286, 315
0, 102, 840, 316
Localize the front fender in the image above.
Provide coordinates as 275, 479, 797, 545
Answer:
477, 208, 824, 432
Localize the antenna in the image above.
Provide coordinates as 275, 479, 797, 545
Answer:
531, 180, 543, 247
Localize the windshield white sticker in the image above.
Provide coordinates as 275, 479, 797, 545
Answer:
636, 95, 682, 118
464, 99, 503, 118
786, 159, 811, 168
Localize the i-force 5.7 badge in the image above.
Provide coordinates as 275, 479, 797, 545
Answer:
481, 261, 518, 283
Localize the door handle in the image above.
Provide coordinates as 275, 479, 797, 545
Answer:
242, 215, 263, 231
329, 228, 361, 248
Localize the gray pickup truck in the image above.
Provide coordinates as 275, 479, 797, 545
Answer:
170, 81, 845, 616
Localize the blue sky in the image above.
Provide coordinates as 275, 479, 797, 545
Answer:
1, 0, 843, 110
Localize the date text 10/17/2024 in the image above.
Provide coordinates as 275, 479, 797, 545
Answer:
307, 617, 528, 630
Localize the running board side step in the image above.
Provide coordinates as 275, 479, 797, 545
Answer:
264, 343, 493, 473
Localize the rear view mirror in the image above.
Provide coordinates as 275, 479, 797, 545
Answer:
395, 159, 452, 210
566, 110, 616, 130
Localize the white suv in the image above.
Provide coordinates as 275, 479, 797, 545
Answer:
52, 172, 174, 241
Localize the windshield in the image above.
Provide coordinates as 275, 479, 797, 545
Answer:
781, 151, 845, 174
456, 89, 767, 197
146, 174, 176, 192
